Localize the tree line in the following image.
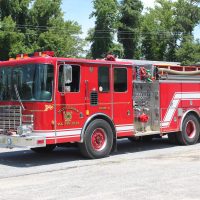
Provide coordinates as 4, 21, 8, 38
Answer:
89, 0, 200, 65
0, 0, 200, 64
0, 0, 84, 60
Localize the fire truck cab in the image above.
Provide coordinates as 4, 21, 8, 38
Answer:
0, 52, 199, 159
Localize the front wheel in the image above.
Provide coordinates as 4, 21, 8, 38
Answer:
79, 119, 113, 159
177, 114, 200, 145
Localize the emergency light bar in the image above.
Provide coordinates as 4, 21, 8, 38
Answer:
9, 51, 55, 60
33, 51, 55, 57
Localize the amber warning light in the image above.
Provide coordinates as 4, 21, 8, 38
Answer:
9, 51, 55, 60
33, 51, 55, 57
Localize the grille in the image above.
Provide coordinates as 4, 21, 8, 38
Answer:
90, 91, 98, 106
0, 106, 22, 131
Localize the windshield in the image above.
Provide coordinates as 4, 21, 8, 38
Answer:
0, 64, 53, 101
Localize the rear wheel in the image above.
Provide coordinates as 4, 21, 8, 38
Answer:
177, 114, 200, 145
79, 119, 113, 159
31, 145, 56, 153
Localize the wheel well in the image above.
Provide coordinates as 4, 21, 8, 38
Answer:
92, 115, 116, 135
190, 111, 200, 121
180, 110, 200, 131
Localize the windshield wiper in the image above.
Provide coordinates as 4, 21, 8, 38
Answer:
14, 84, 25, 110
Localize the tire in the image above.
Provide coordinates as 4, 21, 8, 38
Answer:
168, 132, 179, 144
176, 114, 200, 145
79, 119, 113, 159
31, 145, 56, 153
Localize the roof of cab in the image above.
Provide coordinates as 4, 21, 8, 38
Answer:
0, 56, 133, 67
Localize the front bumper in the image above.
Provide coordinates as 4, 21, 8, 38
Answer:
0, 135, 46, 148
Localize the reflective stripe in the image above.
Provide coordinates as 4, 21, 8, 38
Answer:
33, 125, 135, 137
32, 129, 81, 137
116, 124, 134, 132
161, 92, 200, 128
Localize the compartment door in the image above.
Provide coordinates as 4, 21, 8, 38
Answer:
112, 66, 134, 137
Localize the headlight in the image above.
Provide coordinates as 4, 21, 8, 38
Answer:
17, 124, 33, 136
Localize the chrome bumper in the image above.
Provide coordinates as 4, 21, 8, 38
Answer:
0, 135, 46, 148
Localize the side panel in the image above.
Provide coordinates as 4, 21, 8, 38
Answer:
160, 82, 181, 132
160, 81, 200, 133
181, 83, 200, 108
26, 102, 55, 145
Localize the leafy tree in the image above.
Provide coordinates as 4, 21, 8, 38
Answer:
173, 0, 200, 62
90, 0, 119, 59
174, 0, 200, 35
118, 0, 143, 59
176, 36, 200, 65
38, 18, 84, 57
30, 0, 63, 28
141, 0, 175, 61
141, 0, 200, 61
0, 0, 31, 22
0, 16, 26, 59
0, 0, 84, 60
109, 43, 124, 58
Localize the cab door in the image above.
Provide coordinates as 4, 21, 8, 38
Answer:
55, 62, 85, 143
82, 64, 112, 119
112, 66, 134, 137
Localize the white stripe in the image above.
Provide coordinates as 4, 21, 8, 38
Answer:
47, 135, 80, 139
32, 125, 135, 137
116, 124, 133, 127
161, 122, 169, 127
56, 130, 81, 136
34, 128, 81, 133
117, 130, 134, 133
32, 129, 81, 137
162, 99, 180, 126
161, 92, 200, 128
116, 125, 134, 132
181, 92, 200, 99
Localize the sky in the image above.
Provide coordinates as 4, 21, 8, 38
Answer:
61, 0, 199, 39
61, 0, 155, 37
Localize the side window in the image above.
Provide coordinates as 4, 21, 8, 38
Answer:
98, 67, 110, 92
114, 68, 127, 92
58, 65, 80, 92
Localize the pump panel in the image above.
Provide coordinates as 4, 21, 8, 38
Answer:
133, 81, 160, 133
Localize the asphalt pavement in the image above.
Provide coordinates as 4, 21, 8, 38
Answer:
0, 138, 199, 200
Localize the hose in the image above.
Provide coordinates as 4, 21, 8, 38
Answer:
158, 68, 200, 75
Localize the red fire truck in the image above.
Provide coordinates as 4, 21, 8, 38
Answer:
0, 52, 199, 159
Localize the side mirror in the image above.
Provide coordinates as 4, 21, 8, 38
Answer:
63, 64, 72, 84
63, 64, 72, 92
